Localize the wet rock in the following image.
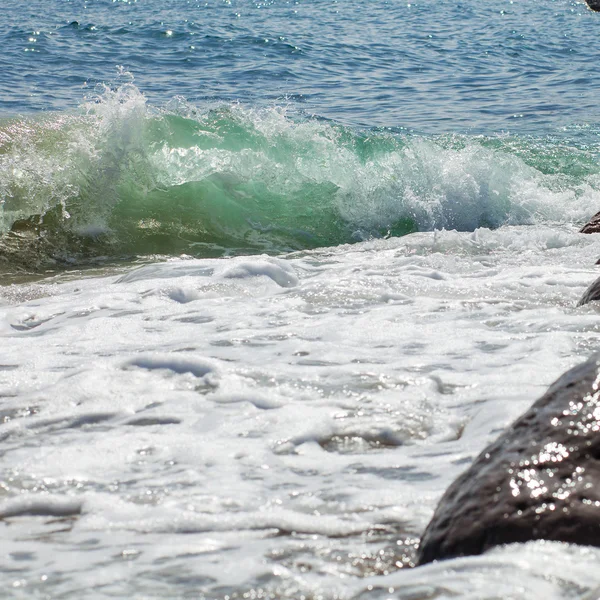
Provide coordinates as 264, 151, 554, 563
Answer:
580, 211, 600, 233
584, 0, 600, 11
418, 353, 600, 565
578, 275, 600, 307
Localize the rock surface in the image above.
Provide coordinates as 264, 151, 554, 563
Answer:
584, 0, 600, 10
578, 275, 600, 307
418, 353, 600, 565
580, 211, 600, 233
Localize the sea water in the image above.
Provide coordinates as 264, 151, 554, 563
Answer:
2, 1, 600, 598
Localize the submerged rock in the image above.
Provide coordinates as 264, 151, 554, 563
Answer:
580, 211, 600, 233
578, 275, 600, 307
418, 353, 600, 565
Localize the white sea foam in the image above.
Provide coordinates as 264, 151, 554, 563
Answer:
2, 228, 600, 597
0, 494, 83, 518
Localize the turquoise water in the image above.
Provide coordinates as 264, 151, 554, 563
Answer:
2, 0, 600, 272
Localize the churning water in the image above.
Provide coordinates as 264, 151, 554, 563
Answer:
2, 1, 600, 598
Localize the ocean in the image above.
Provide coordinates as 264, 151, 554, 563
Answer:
2, 0, 600, 597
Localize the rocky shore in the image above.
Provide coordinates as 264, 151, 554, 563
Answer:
417, 211, 600, 564
418, 352, 600, 564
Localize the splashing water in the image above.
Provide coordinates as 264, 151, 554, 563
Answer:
2, 83, 600, 274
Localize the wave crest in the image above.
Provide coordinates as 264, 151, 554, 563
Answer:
1, 83, 600, 273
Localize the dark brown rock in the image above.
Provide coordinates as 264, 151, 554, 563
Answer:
578, 275, 600, 307
584, 0, 600, 11
418, 354, 600, 565
580, 211, 600, 233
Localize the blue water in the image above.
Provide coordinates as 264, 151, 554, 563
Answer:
3, 0, 600, 132
2, 0, 600, 274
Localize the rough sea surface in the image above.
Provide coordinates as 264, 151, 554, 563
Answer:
2, 0, 600, 598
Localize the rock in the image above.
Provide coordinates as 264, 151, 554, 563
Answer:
584, 0, 600, 11
580, 211, 600, 233
578, 275, 600, 307
418, 353, 600, 565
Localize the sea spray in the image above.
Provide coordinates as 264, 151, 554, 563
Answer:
2, 84, 600, 275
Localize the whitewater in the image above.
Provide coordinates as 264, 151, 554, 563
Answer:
3, 0, 600, 598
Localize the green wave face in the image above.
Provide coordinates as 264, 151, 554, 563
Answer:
2, 84, 600, 274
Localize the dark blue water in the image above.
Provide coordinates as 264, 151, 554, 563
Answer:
3, 0, 600, 134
